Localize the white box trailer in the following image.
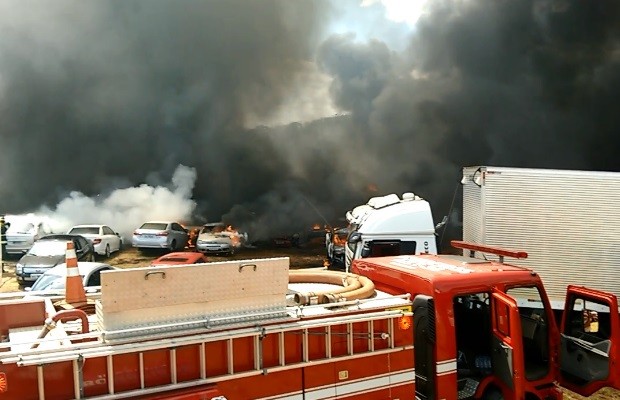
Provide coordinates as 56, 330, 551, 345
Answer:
462, 166, 620, 309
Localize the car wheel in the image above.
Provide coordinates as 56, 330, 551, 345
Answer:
169, 239, 177, 252
104, 245, 111, 258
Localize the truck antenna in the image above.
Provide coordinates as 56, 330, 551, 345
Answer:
300, 194, 330, 226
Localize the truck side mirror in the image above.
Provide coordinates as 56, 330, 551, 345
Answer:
348, 232, 361, 245
361, 246, 371, 258
435, 215, 448, 231
582, 309, 599, 333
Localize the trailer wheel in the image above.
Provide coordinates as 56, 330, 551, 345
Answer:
483, 389, 503, 400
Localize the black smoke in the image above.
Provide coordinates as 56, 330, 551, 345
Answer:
2, 0, 620, 242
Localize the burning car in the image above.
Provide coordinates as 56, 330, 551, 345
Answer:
325, 226, 349, 270
196, 222, 248, 256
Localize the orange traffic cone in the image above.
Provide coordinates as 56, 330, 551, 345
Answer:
65, 241, 86, 305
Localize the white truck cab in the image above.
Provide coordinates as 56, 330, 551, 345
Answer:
344, 192, 439, 271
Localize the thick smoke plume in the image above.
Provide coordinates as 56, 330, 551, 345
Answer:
38, 165, 197, 240
2, 1, 620, 243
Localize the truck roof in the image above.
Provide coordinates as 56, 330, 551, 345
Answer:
353, 253, 540, 294
348, 194, 435, 235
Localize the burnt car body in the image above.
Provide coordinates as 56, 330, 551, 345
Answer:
196, 223, 247, 256
325, 227, 349, 270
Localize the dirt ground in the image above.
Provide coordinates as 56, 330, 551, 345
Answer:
1, 245, 618, 399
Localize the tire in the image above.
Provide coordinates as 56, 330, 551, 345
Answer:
483, 389, 504, 400
104, 245, 111, 258
169, 239, 177, 252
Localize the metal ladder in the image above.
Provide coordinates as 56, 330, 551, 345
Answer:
18, 307, 411, 400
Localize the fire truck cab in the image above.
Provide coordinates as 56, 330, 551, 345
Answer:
352, 240, 620, 400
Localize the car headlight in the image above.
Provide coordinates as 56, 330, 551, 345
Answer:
16, 264, 23, 274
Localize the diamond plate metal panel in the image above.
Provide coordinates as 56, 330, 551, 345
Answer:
98, 257, 289, 331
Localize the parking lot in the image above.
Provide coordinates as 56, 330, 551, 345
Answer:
0, 244, 327, 293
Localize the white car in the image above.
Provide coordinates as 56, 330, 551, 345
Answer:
196, 222, 248, 255
26, 262, 117, 295
5, 216, 53, 255
67, 225, 123, 258
132, 221, 189, 252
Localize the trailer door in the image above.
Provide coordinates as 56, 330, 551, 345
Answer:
559, 285, 620, 396
491, 291, 525, 400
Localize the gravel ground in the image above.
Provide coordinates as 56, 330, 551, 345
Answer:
1, 245, 618, 399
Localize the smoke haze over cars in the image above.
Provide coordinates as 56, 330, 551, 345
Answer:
1, 0, 620, 242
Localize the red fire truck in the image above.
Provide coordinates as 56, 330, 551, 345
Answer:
0, 241, 618, 400
352, 241, 620, 400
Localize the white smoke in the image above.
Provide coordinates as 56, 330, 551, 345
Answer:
37, 164, 197, 240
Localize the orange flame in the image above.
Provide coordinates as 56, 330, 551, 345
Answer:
0, 372, 7, 393
224, 225, 242, 246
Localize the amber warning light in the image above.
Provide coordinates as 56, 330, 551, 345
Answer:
387, 306, 413, 331
399, 316, 412, 330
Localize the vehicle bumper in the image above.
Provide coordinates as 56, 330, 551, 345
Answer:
16, 271, 49, 283
93, 242, 118, 255
196, 242, 233, 253
132, 236, 169, 249
93, 243, 106, 255
332, 251, 345, 265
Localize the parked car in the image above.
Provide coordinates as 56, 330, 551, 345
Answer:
26, 262, 117, 295
4, 216, 53, 255
67, 224, 123, 258
15, 234, 96, 285
132, 221, 189, 252
196, 222, 248, 255
150, 251, 208, 266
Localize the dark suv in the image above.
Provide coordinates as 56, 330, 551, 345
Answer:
15, 234, 96, 286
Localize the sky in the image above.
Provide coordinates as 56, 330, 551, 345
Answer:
1, 0, 620, 242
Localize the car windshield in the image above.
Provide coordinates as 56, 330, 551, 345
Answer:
27, 241, 67, 257
140, 223, 167, 230
30, 274, 65, 291
69, 227, 99, 235
7, 222, 35, 234
201, 225, 224, 234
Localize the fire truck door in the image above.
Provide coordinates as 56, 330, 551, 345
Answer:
491, 291, 526, 400
558, 285, 620, 396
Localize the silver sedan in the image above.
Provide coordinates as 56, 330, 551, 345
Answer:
131, 221, 189, 252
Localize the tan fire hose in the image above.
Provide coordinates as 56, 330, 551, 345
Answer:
289, 270, 375, 305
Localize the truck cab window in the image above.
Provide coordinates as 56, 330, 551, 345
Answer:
365, 240, 416, 258
505, 286, 550, 381
561, 296, 612, 385
564, 298, 611, 341
453, 292, 493, 398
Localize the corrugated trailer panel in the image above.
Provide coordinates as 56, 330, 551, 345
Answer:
463, 166, 484, 244
462, 166, 620, 306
